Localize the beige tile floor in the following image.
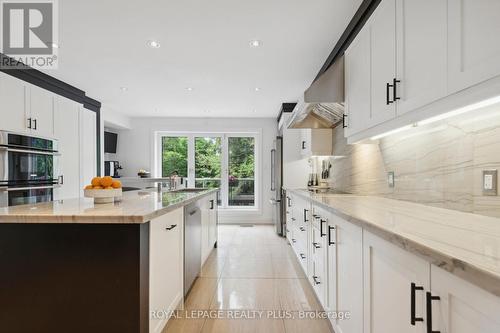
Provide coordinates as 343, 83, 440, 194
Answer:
163, 225, 334, 333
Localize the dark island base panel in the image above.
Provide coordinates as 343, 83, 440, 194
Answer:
0, 223, 150, 333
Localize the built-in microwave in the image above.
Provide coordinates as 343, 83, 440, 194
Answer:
0, 131, 60, 207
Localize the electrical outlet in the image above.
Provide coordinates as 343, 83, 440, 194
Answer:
387, 171, 395, 188
483, 170, 498, 195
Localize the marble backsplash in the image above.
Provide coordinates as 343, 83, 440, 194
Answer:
325, 103, 500, 218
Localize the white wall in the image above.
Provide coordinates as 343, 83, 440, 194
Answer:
114, 117, 278, 224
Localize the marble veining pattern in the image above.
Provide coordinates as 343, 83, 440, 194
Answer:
0, 189, 218, 224
325, 104, 500, 218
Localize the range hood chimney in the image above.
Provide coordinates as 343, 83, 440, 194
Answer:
288, 56, 345, 129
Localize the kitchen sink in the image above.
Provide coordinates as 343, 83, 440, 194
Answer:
170, 188, 207, 193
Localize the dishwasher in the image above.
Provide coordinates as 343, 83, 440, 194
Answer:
184, 202, 201, 296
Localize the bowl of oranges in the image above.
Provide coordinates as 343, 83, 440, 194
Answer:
84, 176, 123, 204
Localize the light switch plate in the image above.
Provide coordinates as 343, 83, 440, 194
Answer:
483, 170, 498, 196
387, 171, 395, 188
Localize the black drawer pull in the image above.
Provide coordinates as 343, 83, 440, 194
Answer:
342, 114, 348, 128
393, 78, 401, 101
328, 226, 335, 245
299, 253, 306, 259
303, 209, 309, 222
299, 226, 305, 232
426, 292, 441, 333
292, 238, 296, 243
320, 219, 327, 237
312, 242, 320, 249
165, 224, 177, 231
313, 275, 320, 285
386, 82, 394, 105
411, 283, 424, 325
33, 119, 37, 130
209, 199, 214, 209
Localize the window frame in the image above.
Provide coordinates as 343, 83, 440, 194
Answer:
155, 131, 260, 211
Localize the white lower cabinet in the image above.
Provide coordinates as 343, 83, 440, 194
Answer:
430, 265, 500, 333
363, 231, 430, 333
201, 192, 218, 264
149, 208, 184, 333
287, 193, 500, 333
334, 215, 363, 333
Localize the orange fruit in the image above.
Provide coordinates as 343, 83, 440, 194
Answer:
100, 176, 113, 187
111, 180, 122, 189
91, 177, 101, 187
84, 185, 93, 190
92, 185, 103, 189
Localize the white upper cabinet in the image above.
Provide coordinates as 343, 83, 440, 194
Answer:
396, 0, 448, 115
0, 72, 55, 137
345, 25, 371, 136
28, 84, 55, 137
448, 0, 500, 94
430, 265, 500, 333
369, 0, 397, 126
300, 128, 333, 157
0, 72, 28, 133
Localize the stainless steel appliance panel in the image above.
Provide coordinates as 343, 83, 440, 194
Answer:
271, 136, 284, 236
184, 202, 201, 296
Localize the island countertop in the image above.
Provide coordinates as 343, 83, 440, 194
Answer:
287, 189, 500, 297
0, 188, 218, 224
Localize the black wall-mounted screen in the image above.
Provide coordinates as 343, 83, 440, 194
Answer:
104, 131, 118, 154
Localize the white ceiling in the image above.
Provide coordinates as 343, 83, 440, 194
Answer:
45, 0, 362, 118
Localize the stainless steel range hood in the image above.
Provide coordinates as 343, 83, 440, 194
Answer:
288, 56, 345, 129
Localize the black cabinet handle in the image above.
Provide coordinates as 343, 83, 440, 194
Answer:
291, 217, 296, 221
292, 238, 296, 243
386, 82, 393, 105
287, 196, 291, 207
303, 209, 309, 222
210, 199, 214, 210
165, 224, 177, 231
426, 292, 441, 333
320, 219, 327, 237
342, 114, 348, 128
312, 242, 320, 249
393, 78, 401, 102
299, 226, 305, 232
33, 119, 37, 130
301, 141, 306, 150
411, 283, 424, 325
313, 275, 320, 285
189, 209, 197, 216
27, 117, 32, 129
328, 226, 335, 245
299, 253, 306, 259
58, 175, 64, 185
312, 214, 319, 219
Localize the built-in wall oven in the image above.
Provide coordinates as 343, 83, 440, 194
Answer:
0, 131, 60, 207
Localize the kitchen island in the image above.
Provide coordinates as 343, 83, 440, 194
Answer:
0, 188, 218, 333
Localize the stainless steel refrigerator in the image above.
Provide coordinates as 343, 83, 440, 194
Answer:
270, 136, 285, 236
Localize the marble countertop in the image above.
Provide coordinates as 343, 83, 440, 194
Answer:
0, 189, 218, 224
287, 189, 500, 296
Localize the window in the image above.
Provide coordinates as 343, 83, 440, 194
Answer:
157, 132, 259, 209
161, 136, 188, 177
228, 137, 255, 206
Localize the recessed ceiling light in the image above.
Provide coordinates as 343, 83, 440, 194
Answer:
120, 87, 128, 92
253, 109, 257, 113
205, 110, 211, 113
147, 40, 161, 48
254, 87, 261, 92
186, 87, 193, 91
249, 40, 262, 47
